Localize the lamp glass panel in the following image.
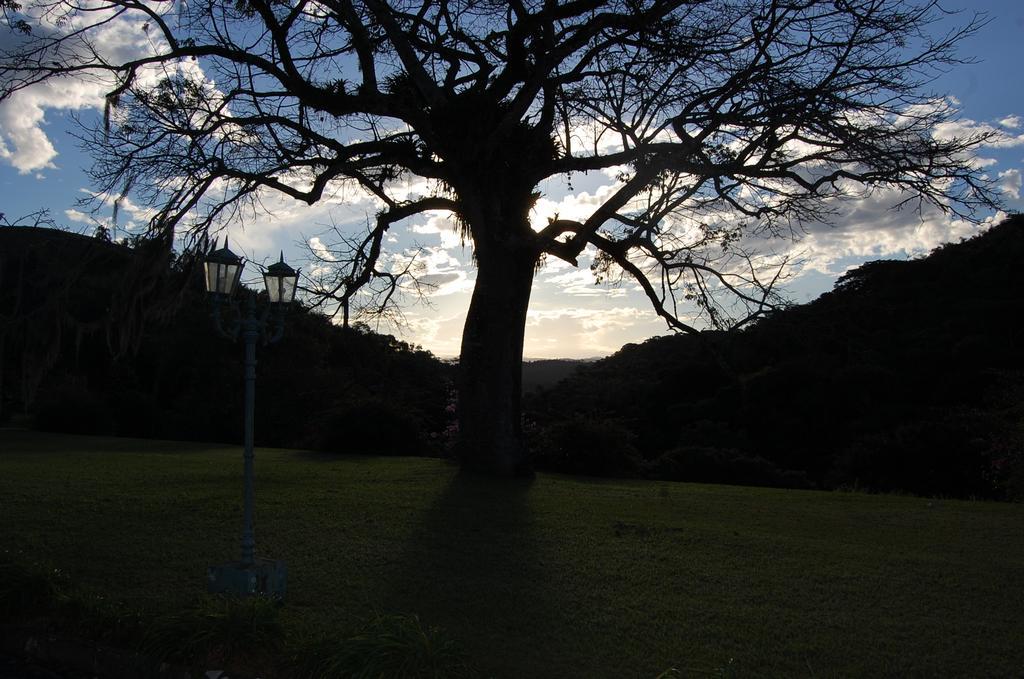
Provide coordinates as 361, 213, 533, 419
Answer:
264, 273, 280, 303
264, 272, 296, 303
204, 261, 219, 293
219, 262, 240, 295
228, 263, 242, 295
264, 273, 297, 303
206, 261, 240, 295
280, 275, 297, 303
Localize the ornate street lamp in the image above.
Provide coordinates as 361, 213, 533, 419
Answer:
204, 240, 244, 297
203, 237, 298, 600
263, 253, 298, 305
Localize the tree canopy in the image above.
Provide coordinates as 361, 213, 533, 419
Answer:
0, 0, 999, 474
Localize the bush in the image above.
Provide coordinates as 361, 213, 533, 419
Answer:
32, 385, 113, 435
532, 417, 641, 476
0, 561, 145, 648
674, 419, 750, 451
0, 561, 58, 619
50, 592, 147, 649
643, 446, 810, 489
643, 446, 735, 483
143, 595, 284, 670
110, 389, 161, 439
828, 414, 997, 497
311, 399, 426, 456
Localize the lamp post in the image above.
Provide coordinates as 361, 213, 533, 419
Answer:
203, 239, 298, 600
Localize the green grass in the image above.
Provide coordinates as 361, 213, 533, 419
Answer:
1, 429, 1022, 678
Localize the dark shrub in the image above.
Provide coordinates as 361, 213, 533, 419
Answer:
643, 446, 735, 483
292, 613, 473, 679
1004, 458, 1024, 502
729, 454, 810, 488
32, 384, 113, 435
312, 399, 425, 456
828, 413, 995, 497
143, 595, 283, 670
532, 417, 640, 476
675, 419, 750, 451
110, 389, 161, 438
644, 446, 810, 489
0, 562, 58, 619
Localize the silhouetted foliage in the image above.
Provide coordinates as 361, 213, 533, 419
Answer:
0, 227, 452, 454
527, 216, 1024, 499
643, 446, 811, 489
530, 416, 641, 477
5, 218, 1023, 499
312, 398, 428, 456
31, 384, 116, 435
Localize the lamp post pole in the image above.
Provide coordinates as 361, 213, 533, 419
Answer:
241, 292, 258, 567
203, 241, 298, 599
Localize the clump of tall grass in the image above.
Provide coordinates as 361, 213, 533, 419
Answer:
143, 594, 284, 671
0, 559, 147, 652
292, 612, 473, 679
0, 561, 60, 619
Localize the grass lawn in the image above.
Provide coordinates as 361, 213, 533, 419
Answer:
1, 429, 1022, 678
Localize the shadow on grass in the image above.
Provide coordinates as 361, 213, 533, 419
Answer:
378, 470, 557, 676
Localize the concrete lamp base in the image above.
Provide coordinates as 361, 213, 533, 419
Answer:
206, 558, 287, 600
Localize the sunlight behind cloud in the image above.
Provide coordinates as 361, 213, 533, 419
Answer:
524, 306, 670, 358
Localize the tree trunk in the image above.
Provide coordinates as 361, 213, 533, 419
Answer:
456, 241, 536, 476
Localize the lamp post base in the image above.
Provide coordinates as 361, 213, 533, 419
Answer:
206, 558, 287, 600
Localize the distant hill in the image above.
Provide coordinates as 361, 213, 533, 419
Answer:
526, 216, 1024, 499
522, 358, 596, 393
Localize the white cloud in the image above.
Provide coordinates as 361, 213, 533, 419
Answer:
308, 236, 336, 261
774, 194, 1002, 276
220, 196, 337, 257
409, 212, 466, 250
530, 184, 620, 231
539, 266, 627, 298
999, 116, 1021, 129
0, 6, 160, 173
415, 245, 474, 296
998, 169, 1022, 200
933, 117, 1024, 149
383, 242, 474, 298
0, 80, 93, 173
64, 208, 90, 223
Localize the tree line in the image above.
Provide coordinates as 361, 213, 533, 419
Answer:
3, 217, 1021, 499
0, 226, 453, 455
525, 216, 1024, 500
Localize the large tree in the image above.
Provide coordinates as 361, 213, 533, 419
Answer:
1, 0, 997, 475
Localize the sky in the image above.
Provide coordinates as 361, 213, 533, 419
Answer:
1, 1, 1023, 359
